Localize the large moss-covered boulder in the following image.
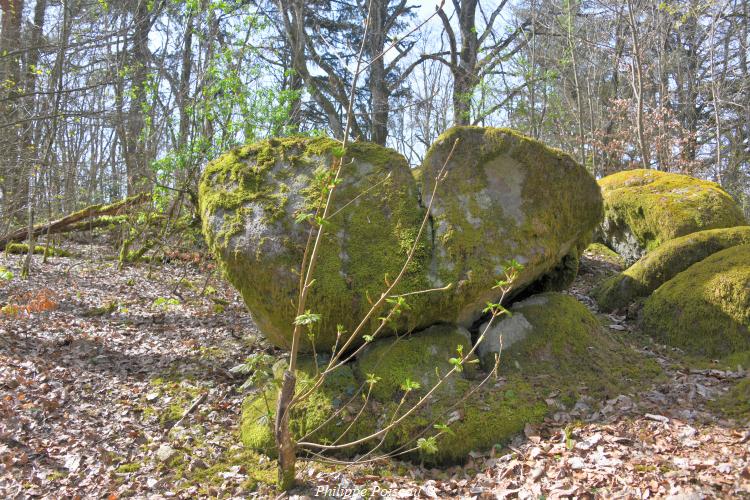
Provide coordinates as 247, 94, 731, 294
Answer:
641, 244, 750, 359
598, 169, 746, 264
594, 226, 750, 312
241, 295, 659, 465
420, 127, 602, 327
200, 137, 433, 352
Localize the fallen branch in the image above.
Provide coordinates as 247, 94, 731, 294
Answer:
0, 192, 149, 249
167, 392, 207, 431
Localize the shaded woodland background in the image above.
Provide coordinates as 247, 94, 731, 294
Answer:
1, 0, 749, 234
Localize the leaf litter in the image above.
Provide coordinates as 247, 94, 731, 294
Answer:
0, 245, 748, 498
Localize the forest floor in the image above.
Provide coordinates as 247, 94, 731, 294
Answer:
0, 244, 748, 499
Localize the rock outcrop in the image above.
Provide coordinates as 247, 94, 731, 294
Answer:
598, 169, 745, 265
641, 244, 750, 360
200, 129, 603, 352
594, 226, 750, 312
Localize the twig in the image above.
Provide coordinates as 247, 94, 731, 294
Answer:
167, 392, 207, 431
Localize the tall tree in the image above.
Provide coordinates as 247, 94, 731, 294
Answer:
435, 0, 529, 125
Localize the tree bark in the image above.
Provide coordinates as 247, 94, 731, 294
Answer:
0, 0, 24, 222
626, 0, 650, 169
124, 0, 154, 194
275, 370, 297, 490
366, 0, 389, 145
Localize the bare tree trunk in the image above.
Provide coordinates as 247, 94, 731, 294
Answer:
275, 370, 297, 490
709, 4, 725, 184
276, 0, 344, 138
367, 0, 389, 145
124, 0, 154, 194
0, 0, 24, 222
20, 176, 35, 278
453, 1, 479, 125
626, 0, 650, 169
565, 0, 586, 167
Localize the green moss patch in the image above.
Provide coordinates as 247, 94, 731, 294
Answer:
583, 243, 625, 268
5, 243, 71, 257
710, 378, 750, 421
175, 447, 276, 494
353, 324, 475, 401
242, 296, 660, 465
599, 169, 745, 264
420, 126, 602, 327
240, 357, 371, 456
143, 377, 205, 427
594, 226, 750, 312
199, 136, 432, 352
116, 462, 142, 473
641, 244, 750, 359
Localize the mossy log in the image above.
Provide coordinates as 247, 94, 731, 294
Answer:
5, 243, 72, 257
0, 192, 149, 249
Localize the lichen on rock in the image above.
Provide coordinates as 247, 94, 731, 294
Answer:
420, 126, 603, 327
594, 226, 750, 312
598, 169, 746, 264
641, 244, 750, 359
199, 136, 432, 352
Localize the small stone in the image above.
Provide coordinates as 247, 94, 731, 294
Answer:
156, 444, 178, 463
645, 413, 670, 424
569, 457, 585, 470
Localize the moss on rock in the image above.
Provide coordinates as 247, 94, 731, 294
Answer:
241, 297, 660, 465
599, 169, 746, 264
641, 244, 750, 359
594, 226, 750, 312
353, 324, 476, 401
420, 126, 602, 327
476, 293, 660, 404
240, 356, 372, 456
583, 243, 625, 268
361, 294, 658, 463
200, 137, 432, 352
347, 324, 551, 464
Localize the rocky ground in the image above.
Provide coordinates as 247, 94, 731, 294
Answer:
1, 244, 748, 499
